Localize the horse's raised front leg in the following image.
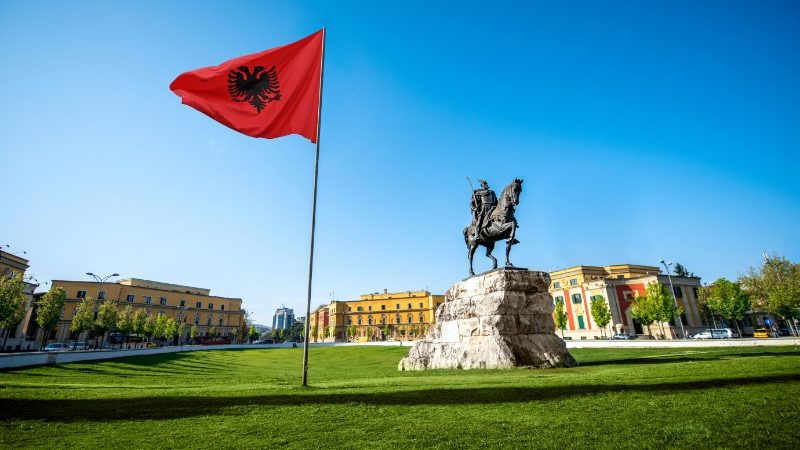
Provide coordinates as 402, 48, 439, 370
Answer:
485, 241, 497, 270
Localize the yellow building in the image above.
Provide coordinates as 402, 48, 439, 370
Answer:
51, 278, 244, 342
549, 264, 703, 339
0, 249, 39, 351
309, 290, 444, 342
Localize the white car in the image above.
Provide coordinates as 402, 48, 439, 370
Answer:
43, 343, 69, 352
692, 328, 739, 339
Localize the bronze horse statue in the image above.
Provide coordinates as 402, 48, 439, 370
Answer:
463, 178, 523, 276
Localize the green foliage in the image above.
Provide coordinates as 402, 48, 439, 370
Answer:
590, 296, 612, 337
177, 322, 186, 344
132, 309, 147, 337
739, 255, 800, 334
210, 326, 218, 338
672, 263, 693, 277
0, 273, 27, 333
346, 324, 357, 341
94, 301, 119, 344
143, 315, 156, 339
71, 297, 96, 337
35, 287, 66, 347
629, 284, 682, 339
117, 305, 134, 337
705, 278, 749, 336
154, 314, 167, 339
310, 324, 318, 342
553, 299, 568, 337
189, 324, 198, 342
247, 324, 257, 341
164, 318, 178, 343
399, 326, 406, 337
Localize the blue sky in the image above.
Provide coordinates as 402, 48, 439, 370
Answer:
1, 1, 798, 324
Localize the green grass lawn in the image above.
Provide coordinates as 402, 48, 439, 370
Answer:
1, 345, 799, 448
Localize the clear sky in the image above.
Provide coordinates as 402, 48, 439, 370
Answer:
1, 1, 798, 325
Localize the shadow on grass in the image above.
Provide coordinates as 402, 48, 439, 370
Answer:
576, 350, 800, 367
2, 373, 798, 423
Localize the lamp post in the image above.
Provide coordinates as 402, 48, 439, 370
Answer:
659, 260, 686, 339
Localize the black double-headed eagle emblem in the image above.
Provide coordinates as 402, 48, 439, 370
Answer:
227, 65, 282, 112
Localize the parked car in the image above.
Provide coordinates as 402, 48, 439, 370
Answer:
753, 328, 771, 339
776, 327, 792, 337
69, 342, 88, 351
693, 328, 739, 339
610, 333, 635, 340
43, 343, 69, 352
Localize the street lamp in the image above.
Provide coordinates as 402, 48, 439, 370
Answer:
660, 260, 686, 339
85, 272, 119, 301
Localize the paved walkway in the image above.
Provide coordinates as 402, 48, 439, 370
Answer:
1, 338, 798, 370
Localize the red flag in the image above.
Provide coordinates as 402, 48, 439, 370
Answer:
170, 29, 323, 143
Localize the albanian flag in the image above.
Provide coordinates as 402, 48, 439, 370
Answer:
170, 29, 324, 143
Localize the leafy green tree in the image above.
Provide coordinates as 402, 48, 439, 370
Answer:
153, 313, 167, 341
590, 296, 612, 338
705, 278, 749, 337
247, 324, 257, 342
399, 326, 406, 339
35, 286, 66, 350
382, 324, 390, 340
673, 263, 694, 278
553, 299, 568, 338
132, 308, 147, 348
0, 273, 28, 350
189, 324, 198, 343
347, 324, 356, 341
740, 255, 800, 336
210, 325, 218, 338
164, 317, 178, 345
629, 292, 658, 338
177, 322, 186, 345
230, 326, 238, 343
116, 305, 134, 349
94, 300, 118, 348
328, 325, 336, 340
143, 314, 156, 344
310, 324, 318, 343
71, 297, 97, 348
630, 284, 682, 339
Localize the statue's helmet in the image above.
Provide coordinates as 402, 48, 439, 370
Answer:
478, 179, 489, 188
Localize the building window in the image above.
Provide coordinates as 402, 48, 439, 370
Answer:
348, 306, 352, 312
407, 303, 412, 309
569, 278, 578, 286
207, 316, 212, 325
357, 306, 363, 312
395, 314, 401, 324
348, 318, 352, 325
220, 305, 225, 311
407, 315, 413, 324
381, 315, 386, 324
194, 315, 200, 324
381, 305, 386, 310
577, 316, 586, 329
98, 291, 106, 300
554, 281, 561, 289
179, 300, 185, 307
368, 317, 373, 325
554, 296, 565, 305
419, 314, 425, 323
196, 301, 202, 308
77, 290, 87, 299
144, 296, 152, 304
208, 303, 214, 310
368, 306, 372, 311
126, 294, 135, 302
419, 302, 423, 308
673, 286, 683, 298
219, 317, 224, 325
396, 304, 400, 309
160, 297, 167, 306
571, 294, 582, 304
357, 317, 362, 325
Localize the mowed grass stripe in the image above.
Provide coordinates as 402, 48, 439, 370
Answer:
1, 346, 799, 448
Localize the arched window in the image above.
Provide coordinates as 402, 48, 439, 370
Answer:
348, 318, 352, 325
357, 317, 362, 325
368, 317, 373, 325
407, 315, 413, 324
419, 314, 425, 323
381, 315, 386, 324
395, 314, 401, 324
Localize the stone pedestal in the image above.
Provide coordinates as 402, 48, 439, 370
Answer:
399, 269, 575, 370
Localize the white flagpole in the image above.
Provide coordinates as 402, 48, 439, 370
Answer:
302, 27, 326, 387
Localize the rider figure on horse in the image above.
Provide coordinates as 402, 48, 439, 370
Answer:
470, 179, 498, 239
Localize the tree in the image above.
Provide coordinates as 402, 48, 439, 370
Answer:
0, 272, 28, 350
328, 325, 336, 340
346, 324, 356, 342
740, 255, 800, 336
143, 314, 156, 344
310, 324, 318, 343
164, 318, 178, 346
35, 286, 66, 350
705, 278, 749, 337
71, 297, 96, 348
553, 299, 568, 338
116, 305, 134, 349
230, 327, 239, 344
630, 284, 682, 339
399, 326, 406, 339
94, 300, 118, 349
132, 308, 147, 348
382, 324, 390, 341
189, 324, 198, 343
210, 325, 218, 339
153, 314, 167, 341
247, 324, 257, 342
673, 263, 694, 278
590, 296, 612, 338
177, 322, 186, 345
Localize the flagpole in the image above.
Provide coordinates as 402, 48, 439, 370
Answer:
302, 27, 325, 387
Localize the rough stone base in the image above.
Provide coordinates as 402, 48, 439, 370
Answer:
399, 269, 575, 370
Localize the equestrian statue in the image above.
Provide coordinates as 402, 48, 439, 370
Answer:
464, 178, 523, 276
